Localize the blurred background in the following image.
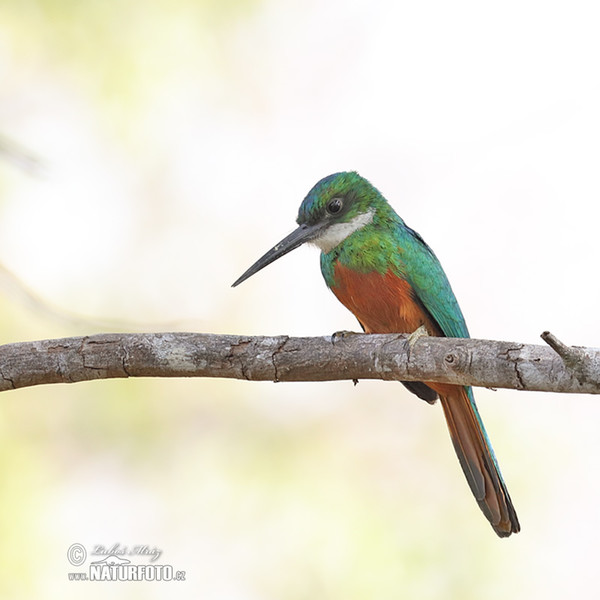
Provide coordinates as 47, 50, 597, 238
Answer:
1, 0, 600, 597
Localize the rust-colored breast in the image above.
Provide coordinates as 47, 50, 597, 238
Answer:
331, 262, 440, 335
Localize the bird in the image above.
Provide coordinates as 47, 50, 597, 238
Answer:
232, 171, 520, 537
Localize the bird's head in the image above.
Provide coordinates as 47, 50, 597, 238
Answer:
232, 171, 387, 287
296, 171, 388, 253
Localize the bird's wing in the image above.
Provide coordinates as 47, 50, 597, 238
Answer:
396, 226, 470, 339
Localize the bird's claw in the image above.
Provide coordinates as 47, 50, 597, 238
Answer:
331, 330, 358, 342
406, 324, 429, 349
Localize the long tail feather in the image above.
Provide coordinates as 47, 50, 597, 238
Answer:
437, 385, 520, 537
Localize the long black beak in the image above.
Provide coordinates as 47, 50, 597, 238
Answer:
232, 221, 324, 287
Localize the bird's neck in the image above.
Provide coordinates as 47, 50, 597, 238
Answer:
319, 219, 399, 287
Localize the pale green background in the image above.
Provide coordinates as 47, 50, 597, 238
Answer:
1, 0, 599, 598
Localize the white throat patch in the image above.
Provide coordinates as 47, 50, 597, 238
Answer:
311, 209, 375, 253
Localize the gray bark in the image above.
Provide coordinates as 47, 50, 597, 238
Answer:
0, 331, 598, 394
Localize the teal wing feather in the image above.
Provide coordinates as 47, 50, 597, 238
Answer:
396, 225, 506, 469
394, 225, 470, 340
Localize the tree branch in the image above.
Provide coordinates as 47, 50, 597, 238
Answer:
0, 331, 598, 394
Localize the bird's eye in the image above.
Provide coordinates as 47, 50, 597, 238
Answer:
326, 197, 343, 215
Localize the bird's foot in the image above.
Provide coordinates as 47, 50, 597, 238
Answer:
406, 324, 429, 349
331, 330, 359, 342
